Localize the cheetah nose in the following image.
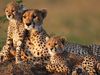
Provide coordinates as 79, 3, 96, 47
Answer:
26, 23, 31, 26
8, 15, 11, 17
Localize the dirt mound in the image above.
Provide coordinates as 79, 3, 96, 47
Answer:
0, 59, 51, 75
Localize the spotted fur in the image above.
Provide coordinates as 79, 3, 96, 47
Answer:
0, 2, 27, 64
22, 9, 50, 64
88, 44, 100, 61
82, 55, 97, 75
45, 36, 85, 74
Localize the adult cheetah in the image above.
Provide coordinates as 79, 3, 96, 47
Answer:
22, 9, 50, 64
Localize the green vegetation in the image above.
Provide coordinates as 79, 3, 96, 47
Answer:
16, 0, 23, 3
0, 15, 7, 23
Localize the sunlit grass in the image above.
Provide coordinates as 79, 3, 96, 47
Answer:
0, 0, 100, 50
0, 38, 5, 50
0, 22, 7, 50
67, 33, 92, 45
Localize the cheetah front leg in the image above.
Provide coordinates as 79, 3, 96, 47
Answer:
0, 25, 14, 63
16, 40, 23, 64
0, 45, 11, 63
15, 31, 26, 64
15, 30, 29, 64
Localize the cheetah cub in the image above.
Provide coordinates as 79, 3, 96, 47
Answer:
45, 36, 78, 74
46, 36, 90, 74
0, 2, 27, 64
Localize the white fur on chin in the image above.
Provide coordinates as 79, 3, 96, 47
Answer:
6, 15, 15, 21
25, 24, 33, 30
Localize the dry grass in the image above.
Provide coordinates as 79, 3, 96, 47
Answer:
0, 0, 100, 49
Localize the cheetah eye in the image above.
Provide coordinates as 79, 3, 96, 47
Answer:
23, 16, 26, 18
33, 15, 36, 18
54, 43, 57, 46
12, 10, 15, 12
5, 10, 8, 12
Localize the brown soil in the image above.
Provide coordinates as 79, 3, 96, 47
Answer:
0, 59, 51, 75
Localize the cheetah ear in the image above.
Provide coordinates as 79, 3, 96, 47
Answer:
22, 9, 29, 16
60, 37, 66, 45
18, 4, 27, 13
40, 9, 47, 19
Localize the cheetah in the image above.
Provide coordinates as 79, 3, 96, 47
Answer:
0, 2, 27, 64
72, 55, 99, 75
87, 44, 100, 74
72, 44, 100, 75
45, 36, 85, 74
22, 9, 50, 64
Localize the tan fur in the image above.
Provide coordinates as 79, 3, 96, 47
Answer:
5, 2, 19, 15
23, 10, 34, 25
22, 9, 50, 64
0, 2, 27, 64
82, 56, 97, 74
46, 36, 81, 74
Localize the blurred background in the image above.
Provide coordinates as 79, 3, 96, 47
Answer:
0, 0, 100, 49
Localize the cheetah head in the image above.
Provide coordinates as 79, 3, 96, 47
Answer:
5, 2, 25, 21
22, 9, 47, 30
46, 36, 65, 56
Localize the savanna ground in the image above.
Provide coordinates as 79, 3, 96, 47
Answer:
0, 0, 100, 50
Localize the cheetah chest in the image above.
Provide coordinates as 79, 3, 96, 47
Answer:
12, 23, 24, 47
28, 32, 49, 57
